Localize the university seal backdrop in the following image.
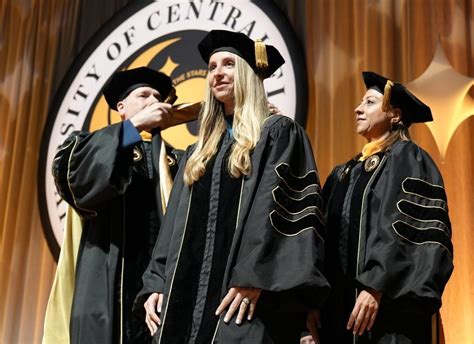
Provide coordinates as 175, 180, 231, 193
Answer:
38, 0, 309, 259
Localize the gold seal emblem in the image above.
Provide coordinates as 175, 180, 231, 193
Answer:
167, 155, 176, 166
133, 148, 142, 162
364, 155, 380, 172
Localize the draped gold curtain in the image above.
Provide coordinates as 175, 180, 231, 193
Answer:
0, 1, 472, 343
288, 1, 473, 343
0, 2, 81, 343
0, 1, 126, 343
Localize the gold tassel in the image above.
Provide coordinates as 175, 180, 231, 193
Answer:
382, 80, 394, 112
254, 39, 268, 70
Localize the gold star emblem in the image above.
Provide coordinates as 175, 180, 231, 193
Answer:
406, 44, 474, 158
160, 56, 180, 76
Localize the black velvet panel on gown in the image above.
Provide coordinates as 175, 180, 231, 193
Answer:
161, 135, 242, 343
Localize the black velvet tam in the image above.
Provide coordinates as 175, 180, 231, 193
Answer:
198, 29, 285, 79
362, 71, 432, 126
103, 67, 172, 110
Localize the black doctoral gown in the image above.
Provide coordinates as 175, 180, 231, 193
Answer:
320, 140, 454, 344
52, 121, 180, 344
135, 115, 330, 344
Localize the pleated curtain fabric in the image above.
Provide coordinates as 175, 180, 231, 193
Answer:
0, 2, 80, 344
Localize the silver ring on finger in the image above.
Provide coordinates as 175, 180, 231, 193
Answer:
242, 297, 250, 305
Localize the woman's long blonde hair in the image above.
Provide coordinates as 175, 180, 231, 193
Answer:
183, 54, 269, 186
